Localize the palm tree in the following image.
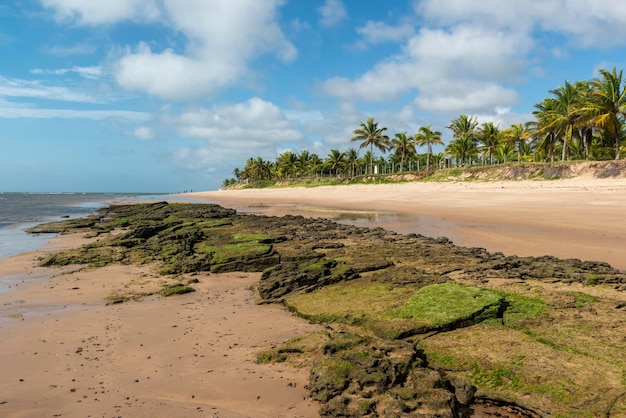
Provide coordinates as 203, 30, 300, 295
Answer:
448, 114, 478, 142
476, 122, 502, 165
537, 80, 586, 161
390, 132, 416, 173
502, 123, 530, 162
586, 67, 626, 159
531, 98, 561, 162
446, 136, 478, 167
275, 151, 299, 179
351, 117, 390, 174
344, 147, 359, 177
495, 142, 515, 164
414, 125, 443, 170
232, 167, 242, 182
325, 149, 346, 177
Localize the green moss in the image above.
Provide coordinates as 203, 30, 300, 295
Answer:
285, 279, 414, 326
160, 283, 195, 297
256, 350, 287, 364
383, 282, 504, 327
566, 291, 597, 308
199, 242, 272, 264
501, 292, 547, 326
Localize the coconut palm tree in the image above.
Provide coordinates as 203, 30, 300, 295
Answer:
477, 122, 502, 165
446, 136, 478, 167
495, 142, 515, 164
390, 132, 416, 173
325, 149, 346, 177
531, 98, 562, 162
586, 67, 626, 160
448, 114, 478, 142
275, 151, 299, 179
351, 117, 390, 174
502, 123, 532, 162
540, 80, 586, 161
344, 147, 359, 177
414, 125, 443, 170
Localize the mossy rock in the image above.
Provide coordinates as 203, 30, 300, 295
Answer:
160, 283, 195, 297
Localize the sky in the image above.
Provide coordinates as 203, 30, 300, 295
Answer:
2, 1, 626, 193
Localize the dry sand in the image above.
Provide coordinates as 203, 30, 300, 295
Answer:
188, 178, 626, 270
0, 234, 322, 418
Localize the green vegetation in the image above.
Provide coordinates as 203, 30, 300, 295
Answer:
160, 283, 195, 297
383, 282, 503, 326
223, 67, 626, 188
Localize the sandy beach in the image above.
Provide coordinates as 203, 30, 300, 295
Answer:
0, 234, 322, 417
2, 177, 626, 417
188, 177, 626, 270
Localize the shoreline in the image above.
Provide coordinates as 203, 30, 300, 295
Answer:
185, 177, 626, 270
2, 177, 625, 416
0, 234, 322, 417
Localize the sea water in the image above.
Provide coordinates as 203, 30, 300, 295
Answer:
0, 192, 171, 259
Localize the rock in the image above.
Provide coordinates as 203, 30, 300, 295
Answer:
447, 376, 476, 405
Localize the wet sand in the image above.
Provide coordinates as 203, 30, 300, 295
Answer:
0, 234, 322, 418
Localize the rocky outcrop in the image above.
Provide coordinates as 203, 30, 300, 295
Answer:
33, 202, 624, 417
307, 332, 467, 417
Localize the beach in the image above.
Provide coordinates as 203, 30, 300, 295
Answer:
188, 177, 626, 270
0, 234, 322, 417
2, 177, 626, 417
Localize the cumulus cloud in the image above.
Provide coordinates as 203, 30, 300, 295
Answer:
415, 81, 519, 113
43, 0, 296, 100
162, 98, 304, 171
323, 0, 626, 116
318, 0, 348, 27
416, 0, 626, 47
177, 97, 302, 144
117, 1, 295, 99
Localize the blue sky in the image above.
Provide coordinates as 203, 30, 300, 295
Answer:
2, 0, 626, 192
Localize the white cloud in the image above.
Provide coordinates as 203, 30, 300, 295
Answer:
132, 126, 155, 140
405, 26, 531, 81
0, 105, 148, 120
175, 97, 303, 149
321, 0, 626, 116
0, 75, 102, 103
41, 0, 161, 24
416, 0, 626, 47
415, 81, 519, 113
318, 0, 348, 27
356, 21, 414, 45
324, 24, 530, 111
31, 66, 102, 80
110, 0, 296, 100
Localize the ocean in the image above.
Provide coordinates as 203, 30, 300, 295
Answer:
0, 192, 174, 259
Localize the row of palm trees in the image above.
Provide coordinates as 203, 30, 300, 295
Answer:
223, 67, 626, 187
